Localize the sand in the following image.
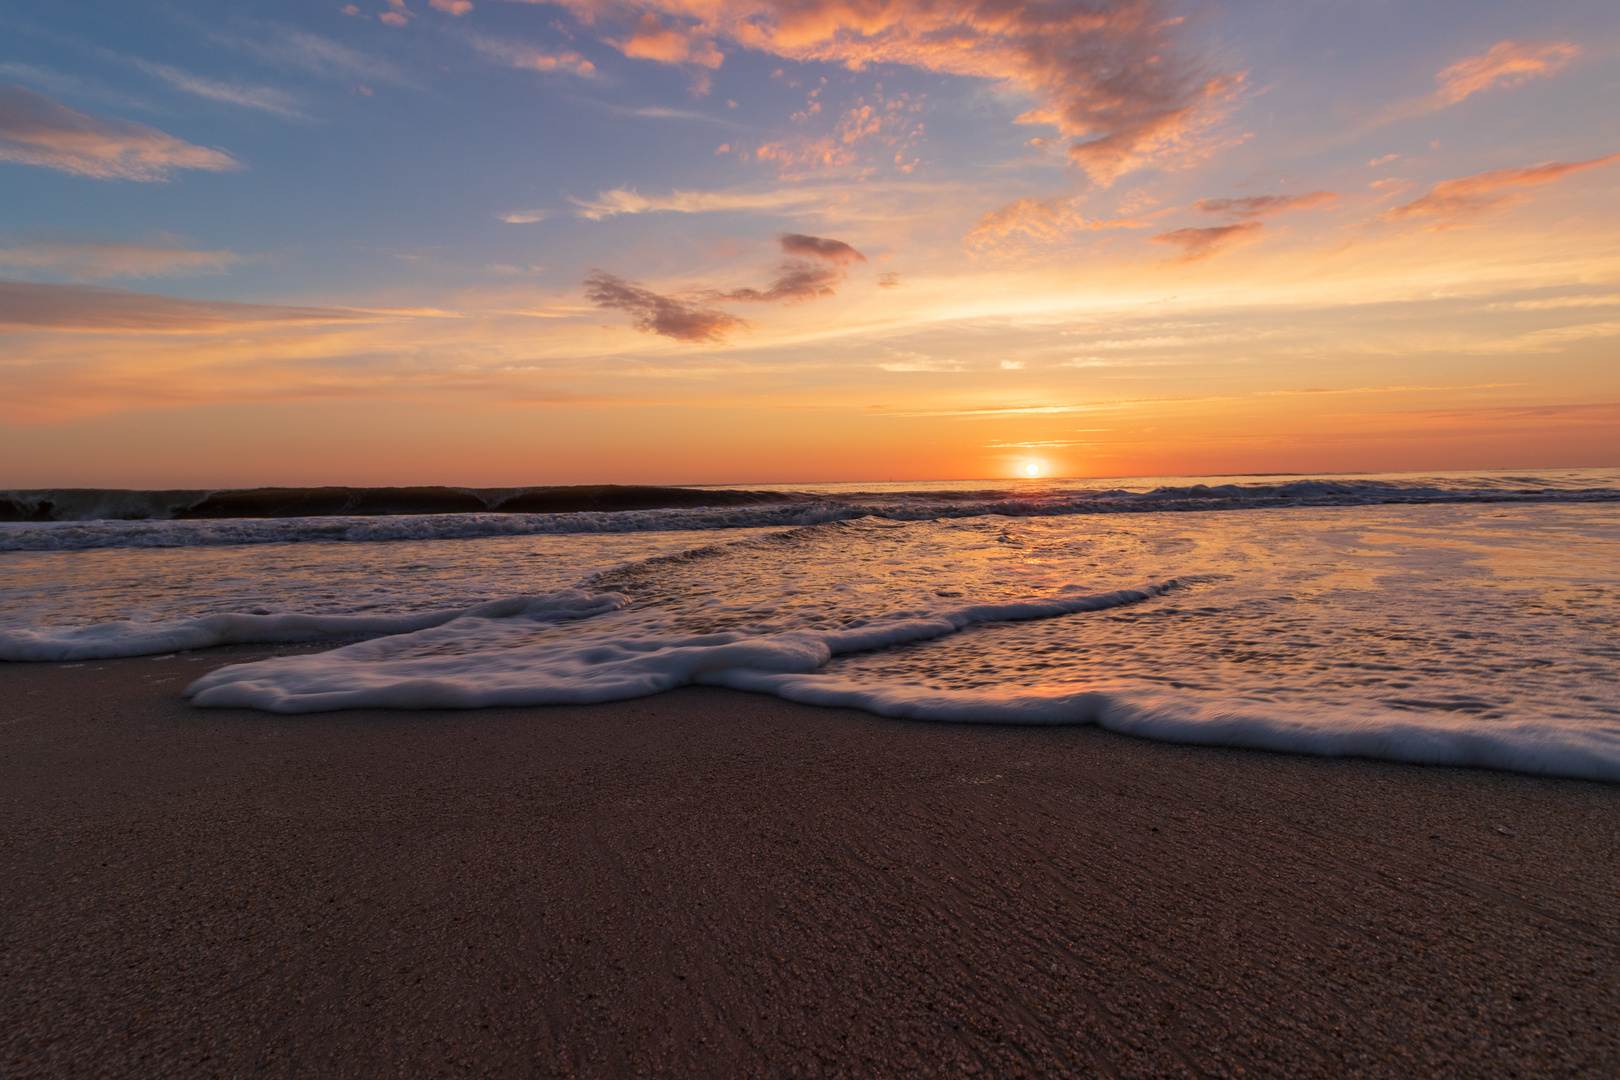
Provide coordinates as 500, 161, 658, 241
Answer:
3, 645, 1618, 1078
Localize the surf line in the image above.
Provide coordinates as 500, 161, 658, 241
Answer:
184, 583, 1182, 712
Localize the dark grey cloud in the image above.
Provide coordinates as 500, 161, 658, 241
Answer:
586, 234, 867, 342
584, 271, 749, 343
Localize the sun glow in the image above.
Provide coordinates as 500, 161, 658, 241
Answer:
1024, 462, 1041, 477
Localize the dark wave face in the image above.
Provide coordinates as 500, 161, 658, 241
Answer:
2, 471, 1617, 550
0, 484, 800, 522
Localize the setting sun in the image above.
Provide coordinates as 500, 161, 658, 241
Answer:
1025, 463, 1042, 476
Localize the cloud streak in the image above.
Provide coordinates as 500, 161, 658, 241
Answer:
464, 32, 597, 76
0, 239, 243, 281
1195, 191, 1337, 218
570, 186, 822, 219
0, 281, 367, 333
586, 233, 867, 341
0, 84, 240, 181
1150, 221, 1262, 260
132, 60, 305, 117
1386, 154, 1620, 227
584, 271, 750, 342
1434, 40, 1579, 106
964, 196, 1153, 253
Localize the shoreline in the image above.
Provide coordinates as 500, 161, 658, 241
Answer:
4, 647, 1618, 1077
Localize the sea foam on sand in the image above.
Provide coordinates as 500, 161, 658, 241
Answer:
175, 581, 1620, 784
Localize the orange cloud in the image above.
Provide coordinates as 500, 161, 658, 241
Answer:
431, 0, 474, 13
1150, 221, 1262, 261
1435, 40, 1579, 106
964, 196, 1152, 253
0, 84, 240, 180
617, 13, 724, 67
1195, 191, 1337, 218
1386, 154, 1620, 227
556, 0, 1232, 184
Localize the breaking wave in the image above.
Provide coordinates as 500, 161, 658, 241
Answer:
4, 471, 1616, 551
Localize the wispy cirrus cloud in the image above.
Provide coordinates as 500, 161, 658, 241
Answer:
1385, 154, 1620, 227
570, 186, 827, 220
0, 84, 240, 180
0, 281, 366, 333
0, 238, 243, 281
542, 0, 1236, 184
131, 60, 305, 117
464, 32, 597, 75
1150, 221, 1262, 261
214, 24, 410, 85
1345, 40, 1582, 140
586, 233, 867, 341
1485, 294, 1620, 312
1434, 40, 1579, 106
1194, 191, 1337, 218
964, 195, 1155, 254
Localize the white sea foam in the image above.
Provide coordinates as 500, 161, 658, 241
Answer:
0, 591, 626, 662
713, 677, 1620, 783
183, 585, 1176, 710
176, 573, 1620, 783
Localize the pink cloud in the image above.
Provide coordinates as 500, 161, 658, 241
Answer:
1194, 191, 1338, 218
0, 84, 240, 180
431, 0, 474, 13
1150, 221, 1262, 261
1386, 154, 1620, 227
1435, 40, 1579, 106
555, 0, 1233, 184
964, 196, 1152, 253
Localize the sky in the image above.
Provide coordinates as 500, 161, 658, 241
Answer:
0, 0, 1617, 487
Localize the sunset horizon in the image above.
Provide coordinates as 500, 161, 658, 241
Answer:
3, 0, 1616, 487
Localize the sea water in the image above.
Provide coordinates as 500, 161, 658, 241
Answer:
3, 471, 1616, 781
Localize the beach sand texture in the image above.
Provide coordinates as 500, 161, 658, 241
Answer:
3, 646, 1618, 1078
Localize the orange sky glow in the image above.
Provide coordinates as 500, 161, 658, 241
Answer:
1, 0, 1616, 485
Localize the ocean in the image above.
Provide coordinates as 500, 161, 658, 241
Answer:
3, 470, 1617, 782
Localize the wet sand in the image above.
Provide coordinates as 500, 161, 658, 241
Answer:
3, 645, 1618, 1078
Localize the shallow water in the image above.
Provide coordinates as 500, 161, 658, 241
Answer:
2, 476, 1617, 782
